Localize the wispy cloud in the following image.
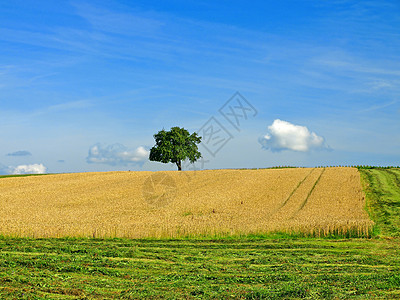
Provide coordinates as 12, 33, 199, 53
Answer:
0, 27, 97, 55
358, 100, 398, 113
6, 150, 32, 157
313, 55, 400, 77
0, 100, 94, 128
43, 100, 93, 114
72, 2, 164, 37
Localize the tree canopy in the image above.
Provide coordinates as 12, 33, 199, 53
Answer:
149, 127, 202, 171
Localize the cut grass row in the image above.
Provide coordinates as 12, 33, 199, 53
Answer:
1, 236, 400, 299
359, 168, 400, 237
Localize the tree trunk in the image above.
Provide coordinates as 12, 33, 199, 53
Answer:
176, 160, 182, 171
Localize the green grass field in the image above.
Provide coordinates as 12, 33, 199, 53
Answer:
0, 168, 399, 299
359, 168, 400, 237
1, 237, 400, 299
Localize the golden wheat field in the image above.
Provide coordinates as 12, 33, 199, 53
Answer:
0, 167, 373, 238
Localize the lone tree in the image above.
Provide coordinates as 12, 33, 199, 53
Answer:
149, 127, 202, 171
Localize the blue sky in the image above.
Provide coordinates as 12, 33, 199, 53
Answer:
0, 0, 399, 174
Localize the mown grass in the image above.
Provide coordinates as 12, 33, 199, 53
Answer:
359, 168, 400, 237
0, 236, 400, 299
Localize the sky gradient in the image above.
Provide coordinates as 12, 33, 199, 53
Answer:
1, 0, 399, 174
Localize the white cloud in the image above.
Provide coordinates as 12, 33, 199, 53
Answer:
86, 143, 149, 166
10, 164, 47, 175
259, 119, 328, 152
